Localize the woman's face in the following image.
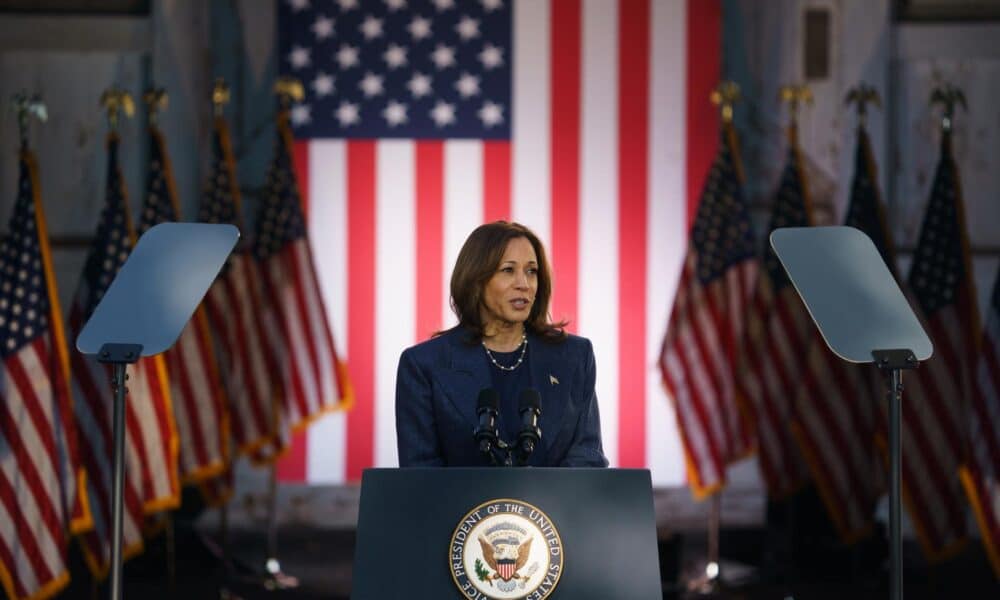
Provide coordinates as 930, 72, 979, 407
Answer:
480, 236, 538, 330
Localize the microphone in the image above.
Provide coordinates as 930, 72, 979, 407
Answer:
474, 388, 500, 457
516, 389, 542, 464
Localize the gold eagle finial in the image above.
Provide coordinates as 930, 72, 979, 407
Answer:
844, 83, 881, 128
212, 77, 231, 117
930, 83, 966, 133
10, 92, 47, 148
100, 87, 135, 131
710, 81, 741, 124
274, 76, 305, 110
778, 84, 814, 125
143, 87, 169, 125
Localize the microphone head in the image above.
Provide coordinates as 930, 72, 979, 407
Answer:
518, 388, 541, 414
477, 388, 500, 412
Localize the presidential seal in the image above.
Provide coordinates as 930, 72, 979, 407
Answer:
449, 499, 563, 599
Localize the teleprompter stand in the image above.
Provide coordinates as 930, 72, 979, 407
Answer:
77, 222, 239, 600
770, 226, 932, 600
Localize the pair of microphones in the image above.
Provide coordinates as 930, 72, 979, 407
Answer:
474, 388, 541, 467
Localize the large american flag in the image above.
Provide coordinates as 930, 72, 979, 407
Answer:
659, 122, 756, 498
0, 150, 88, 600
199, 117, 284, 467
276, 0, 721, 484
736, 128, 813, 497
255, 112, 352, 442
67, 134, 179, 576
791, 126, 890, 542
137, 126, 229, 485
899, 130, 978, 560
961, 261, 1000, 577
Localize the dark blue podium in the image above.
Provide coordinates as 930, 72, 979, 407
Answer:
352, 468, 661, 599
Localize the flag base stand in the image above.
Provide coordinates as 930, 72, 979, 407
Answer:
261, 558, 300, 591
678, 495, 757, 598
261, 461, 300, 590
681, 558, 756, 598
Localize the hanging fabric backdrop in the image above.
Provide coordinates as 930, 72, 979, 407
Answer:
275, 0, 721, 485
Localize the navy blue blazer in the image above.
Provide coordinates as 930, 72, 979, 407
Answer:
395, 327, 608, 467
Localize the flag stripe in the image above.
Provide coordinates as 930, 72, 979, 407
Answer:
0, 384, 70, 580
442, 141, 485, 331
977, 329, 1000, 467
416, 141, 444, 342
670, 312, 725, 484
550, 0, 581, 332
2, 355, 65, 548
295, 139, 311, 215
167, 329, 210, 475
275, 142, 318, 481
346, 141, 377, 481
647, 0, 691, 486
963, 276, 1000, 574
5, 343, 66, 525
375, 141, 414, 468
512, 0, 552, 250
214, 262, 272, 451
307, 139, 350, 483
124, 363, 162, 504
0, 467, 47, 595
201, 119, 283, 481
685, 0, 722, 223
579, 0, 619, 465
281, 249, 320, 422
146, 127, 228, 486
617, 0, 650, 468
483, 142, 511, 223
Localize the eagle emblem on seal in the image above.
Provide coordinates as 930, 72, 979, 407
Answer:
478, 533, 533, 583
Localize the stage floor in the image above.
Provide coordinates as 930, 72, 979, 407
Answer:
84, 483, 996, 599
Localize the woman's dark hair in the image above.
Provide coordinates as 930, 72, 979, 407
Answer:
447, 221, 566, 342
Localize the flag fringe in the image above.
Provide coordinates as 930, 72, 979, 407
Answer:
959, 467, 1000, 577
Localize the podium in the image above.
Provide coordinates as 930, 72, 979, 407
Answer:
353, 468, 662, 599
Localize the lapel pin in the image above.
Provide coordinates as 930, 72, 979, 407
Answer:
549, 374, 559, 386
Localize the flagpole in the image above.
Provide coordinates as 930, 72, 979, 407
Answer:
166, 515, 176, 594
98, 88, 137, 600
141, 87, 180, 597
264, 461, 283, 580
684, 82, 742, 597
257, 78, 310, 592
707, 493, 721, 586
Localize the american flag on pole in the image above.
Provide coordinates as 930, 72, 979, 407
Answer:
276, 0, 723, 484
659, 121, 757, 499
736, 127, 813, 497
254, 110, 352, 439
961, 262, 1000, 577
898, 129, 978, 560
137, 125, 229, 484
199, 117, 284, 466
0, 150, 89, 600
68, 134, 180, 576
791, 126, 890, 542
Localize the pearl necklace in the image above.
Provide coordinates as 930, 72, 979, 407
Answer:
483, 334, 528, 372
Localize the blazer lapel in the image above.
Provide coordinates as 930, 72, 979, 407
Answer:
433, 332, 491, 431
529, 335, 569, 456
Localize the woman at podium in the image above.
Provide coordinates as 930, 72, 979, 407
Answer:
395, 221, 608, 468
